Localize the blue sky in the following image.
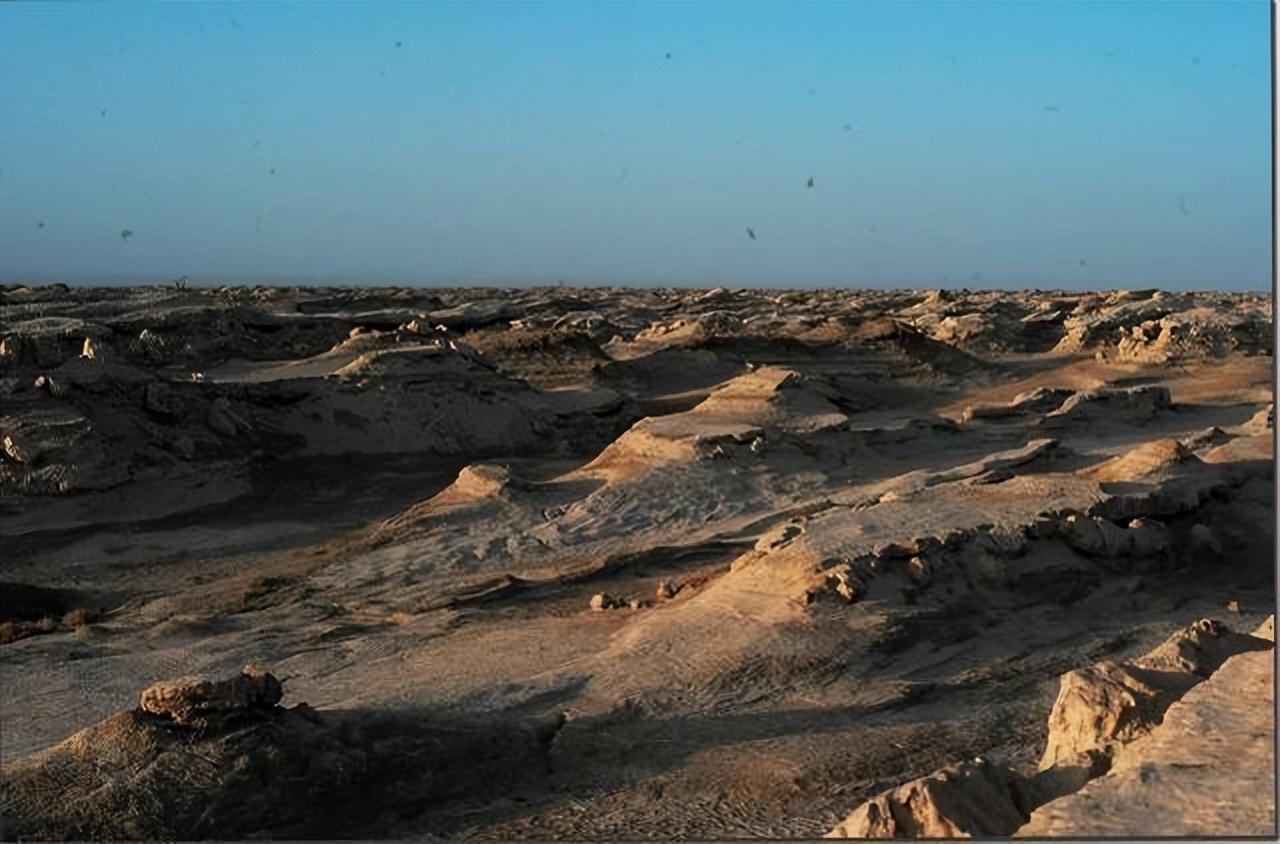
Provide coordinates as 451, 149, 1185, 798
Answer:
0, 1, 1271, 289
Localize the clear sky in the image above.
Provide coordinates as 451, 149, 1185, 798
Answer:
0, 1, 1271, 290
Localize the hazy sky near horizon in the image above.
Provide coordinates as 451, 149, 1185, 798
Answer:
0, 1, 1271, 290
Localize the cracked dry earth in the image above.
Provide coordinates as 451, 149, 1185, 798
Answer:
0, 284, 1274, 838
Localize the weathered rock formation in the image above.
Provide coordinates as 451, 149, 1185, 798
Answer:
0, 668, 561, 840
826, 618, 1275, 838
1021, 616, 1276, 836
826, 757, 1032, 838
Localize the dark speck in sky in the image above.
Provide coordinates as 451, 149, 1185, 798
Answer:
1043, 105, 1060, 112
395, 41, 402, 48
665, 52, 672, 59
255, 215, 264, 237
99, 109, 107, 117
746, 227, 756, 240
269, 168, 277, 175
1079, 259, 1087, 267
378, 70, 387, 78
1190, 56, 1200, 65
807, 87, 816, 96
1104, 49, 1117, 57
120, 229, 133, 241
1178, 194, 1190, 216
36, 221, 44, 229
229, 18, 243, 31
843, 123, 852, 131
806, 177, 814, 188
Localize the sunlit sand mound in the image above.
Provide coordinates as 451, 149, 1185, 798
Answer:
961, 386, 1077, 422
438, 462, 532, 502
582, 366, 849, 477
633, 310, 747, 346
576, 457, 1107, 715
1040, 384, 1172, 427
1240, 402, 1274, 435
577, 420, 1267, 720
1082, 438, 1198, 482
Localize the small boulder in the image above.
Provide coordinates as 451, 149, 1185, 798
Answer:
823, 567, 862, 603
138, 666, 283, 727
589, 593, 615, 612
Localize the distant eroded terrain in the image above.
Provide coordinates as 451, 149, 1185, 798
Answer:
0, 284, 1273, 838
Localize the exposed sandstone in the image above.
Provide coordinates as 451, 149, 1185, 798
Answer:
1020, 619, 1275, 837
138, 666, 284, 726
1039, 618, 1270, 769
827, 619, 1274, 839
826, 757, 1032, 838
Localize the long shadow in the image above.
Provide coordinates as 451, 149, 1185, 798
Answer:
0, 695, 570, 841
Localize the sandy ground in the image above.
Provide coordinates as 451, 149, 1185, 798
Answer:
0, 284, 1273, 838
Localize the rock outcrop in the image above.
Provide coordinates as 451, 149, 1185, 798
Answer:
137, 666, 283, 727
1039, 618, 1271, 768
1041, 385, 1172, 427
1021, 617, 1276, 837
0, 668, 559, 840
826, 618, 1274, 839
826, 757, 1032, 838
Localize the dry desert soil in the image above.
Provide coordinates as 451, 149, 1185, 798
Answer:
0, 283, 1274, 839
